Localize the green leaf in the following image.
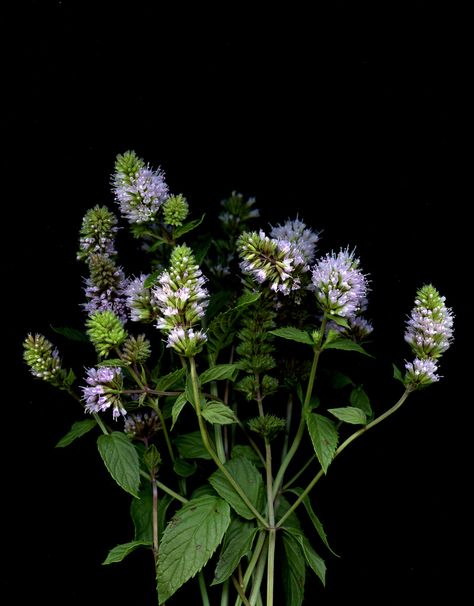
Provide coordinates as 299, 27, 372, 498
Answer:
193, 237, 212, 265
174, 431, 212, 460
171, 392, 188, 429
330, 315, 350, 329
281, 529, 306, 606
209, 457, 265, 520
51, 325, 89, 342
322, 338, 373, 357
157, 495, 230, 604
212, 518, 258, 585
173, 458, 197, 477
234, 290, 261, 310
349, 385, 373, 417
131, 487, 153, 543
329, 370, 354, 389
306, 413, 339, 474
97, 358, 130, 367
173, 213, 205, 238
157, 493, 173, 542
393, 363, 404, 384
328, 406, 367, 425
283, 528, 326, 587
155, 368, 186, 392
231, 444, 264, 468
97, 432, 141, 497
201, 401, 236, 425
143, 270, 161, 288
286, 488, 338, 556
103, 540, 151, 565
269, 326, 314, 345
55, 419, 97, 448
200, 364, 239, 384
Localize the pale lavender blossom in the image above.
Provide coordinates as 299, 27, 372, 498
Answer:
114, 166, 169, 223
166, 327, 207, 356
311, 249, 368, 318
81, 366, 126, 419
125, 274, 160, 323
83, 263, 129, 324
404, 358, 440, 386
270, 218, 320, 265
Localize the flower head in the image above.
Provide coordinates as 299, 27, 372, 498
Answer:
404, 358, 440, 387
404, 284, 454, 359
81, 366, 126, 419
124, 410, 162, 440
113, 151, 169, 223
270, 218, 319, 265
311, 248, 368, 318
162, 194, 189, 227
23, 333, 63, 382
86, 310, 128, 358
83, 254, 129, 323
125, 274, 160, 323
77, 205, 119, 262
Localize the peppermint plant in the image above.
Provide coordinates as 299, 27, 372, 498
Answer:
24, 150, 454, 605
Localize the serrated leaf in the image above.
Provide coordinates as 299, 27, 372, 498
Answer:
173, 458, 197, 477
269, 327, 314, 345
131, 487, 153, 543
201, 401, 236, 425
328, 406, 367, 425
212, 518, 258, 585
393, 363, 404, 384
322, 338, 372, 357
155, 368, 186, 391
281, 529, 306, 606
103, 540, 151, 565
349, 385, 373, 417
209, 457, 265, 520
157, 493, 173, 542
174, 431, 212, 460
331, 316, 350, 328
283, 528, 326, 587
286, 488, 338, 557
200, 364, 239, 384
97, 432, 141, 497
234, 290, 261, 310
55, 419, 97, 448
171, 392, 188, 429
306, 413, 339, 474
231, 444, 264, 468
157, 495, 230, 604
173, 213, 205, 238
51, 325, 89, 342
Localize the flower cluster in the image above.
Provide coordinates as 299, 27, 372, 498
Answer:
113, 150, 169, 223
153, 244, 209, 355
83, 255, 129, 323
124, 410, 162, 441
238, 230, 308, 295
86, 310, 128, 358
125, 275, 160, 323
404, 284, 454, 387
23, 334, 63, 382
162, 194, 189, 227
218, 191, 260, 235
77, 205, 119, 261
270, 218, 319, 265
82, 366, 126, 419
311, 249, 368, 318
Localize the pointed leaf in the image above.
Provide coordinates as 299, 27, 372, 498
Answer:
329, 370, 354, 389
171, 392, 188, 429
97, 358, 130, 367
174, 431, 212, 460
97, 432, 141, 497
349, 385, 373, 417
269, 326, 314, 345
281, 529, 306, 606
231, 444, 264, 468
155, 368, 186, 392
322, 338, 372, 357
233, 291, 261, 310
173, 458, 197, 477
212, 518, 258, 585
131, 487, 153, 542
283, 527, 326, 586
201, 401, 236, 425
209, 457, 265, 520
102, 540, 151, 565
173, 213, 205, 238
393, 363, 404, 384
328, 406, 367, 425
157, 495, 230, 603
51, 325, 89, 342
286, 488, 338, 556
306, 413, 339, 474
200, 364, 239, 384
55, 419, 97, 448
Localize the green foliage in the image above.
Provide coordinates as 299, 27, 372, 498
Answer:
281, 529, 306, 606
322, 337, 372, 357
174, 431, 213, 460
212, 517, 258, 585
306, 413, 339, 474
131, 487, 153, 543
328, 406, 367, 425
157, 495, 231, 603
103, 540, 151, 565
201, 401, 236, 425
97, 432, 141, 497
55, 419, 97, 448
269, 326, 314, 345
200, 363, 239, 384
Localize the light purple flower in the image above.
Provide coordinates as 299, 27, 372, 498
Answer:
311, 249, 368, 318
125, 274, 160, 323
270, 218, 319, 265
83, 256, 129, 323
404, 358, 440, 386
113, 166, 169, 223
81, 366, 126, 419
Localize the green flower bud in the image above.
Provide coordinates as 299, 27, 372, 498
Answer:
162, 194, 189, 226
77, 205, 118, 262
23, 334, 75, 389
248, 414, 286, 441
114, 150, 145, 185
121, 334, 152, 364
86, 310, 128, 358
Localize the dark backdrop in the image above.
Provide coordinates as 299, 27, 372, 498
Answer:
2, 2, 468, 605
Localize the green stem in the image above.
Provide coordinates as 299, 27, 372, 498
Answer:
198, 571, 210, 606
152, 477, 159, 560
189, 356, 268, 528
264, 439, 276, 606
139, 470, 188, 504
93, 412, 109, 435
249, 536, 269, 606
279, 393, 293, 466
232, 575, 252, 606
220, 579, 230, 606
276, 388, 412, 528
281, 455, 315, 491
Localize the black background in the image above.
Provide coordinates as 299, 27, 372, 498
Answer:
2, 2, 468, 604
